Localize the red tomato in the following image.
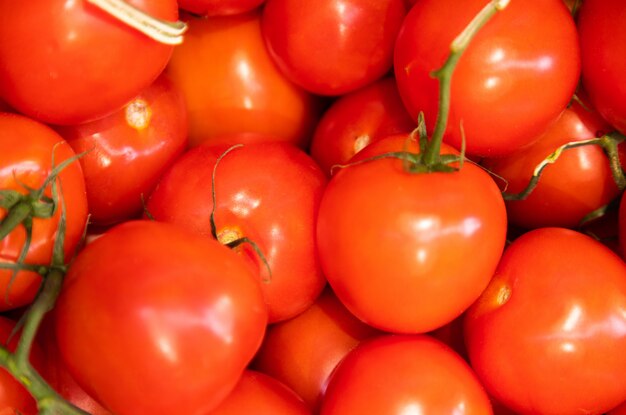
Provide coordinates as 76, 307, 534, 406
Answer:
253, 287, 380, 410
261, 0, 407, 95
208, 370, 310, 415
0, 113, 88, 311
309, 76, 416, 176
0, 0, 178, 125
166, 12, 321, 148
465, 227, 626, 414
54, 220, 268, 415
57, 75, 188, 226
320, 335, 493, 414
483, 99, 618, 229
316, 134, 507, 333
179, 0, 266, 16
147, 142, 327, 322
609, 401, 626, 415
578, 0, 626, 135
394, 0, 580, 157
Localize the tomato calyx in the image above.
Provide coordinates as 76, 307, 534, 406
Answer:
86, 0, 187, 45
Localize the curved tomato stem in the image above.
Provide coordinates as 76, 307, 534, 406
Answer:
423, 0, 510, 167
599, 132, 626, 191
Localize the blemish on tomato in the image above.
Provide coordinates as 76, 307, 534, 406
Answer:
496, 284, 511, 306
217, 227, 242, 246
125, 99, 152, 131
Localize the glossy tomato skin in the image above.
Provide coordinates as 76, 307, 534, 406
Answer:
57, 75, 188, 226
54, 220, 268, 415
208, 370, 310, 415
394, 0, 580, 157
262, 0, 407, 96
317, 135, 507, 333
0, 113, 88, 311
253, 287, 380, 410
465, 228, 626, 414
320, 335, 493, 414
0, 0, 177, 125
166, 12, 321, 148
578, 0, 626, 134
309, 77, 416, 176
483, 99, 617, 229
179, 0, 265, 16
147, 142, 327, 322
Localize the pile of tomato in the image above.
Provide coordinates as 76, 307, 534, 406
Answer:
1, 0, 626, 414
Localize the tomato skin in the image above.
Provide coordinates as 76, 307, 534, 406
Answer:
320, 335, 493, 414
0, 113, 88, 311
578, 0, 626, 135
208, 370, 310, 415
54, 220, 268, 415
0, 0, 177, 125
179, 0, 266, 16
166, 12, 321, 148
317, 135, 507, 333
262, 0, 407, 96
620, 191, 626, 259
609, 401, 626, 415
394, 0, 580, 157
309, 77, 416, 176
253, 287, 380, 410
57, 75, 188, 226
465, 228, 626, 414
483, 99, 617, 229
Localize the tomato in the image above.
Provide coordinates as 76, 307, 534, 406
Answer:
0, 316, 45, 415
316, 134, 507, 333
208, 370, 310, 415
54, 220, 268, 415
179, 0, 265, 16
319, 335, 493, 414
578, 0, 626, 135
56, 74, 188, 226
465, 227, 626, 414
394, 0, 580, 157
0, 0, 178, 125
147, 142, 327, 322
166, 12, 321, 148
609, 401, 626, 415
253, 287, 380, 410
309, 76, 416, 176
0, 113, 88, 311
261, 0, 407, 96
483, 99, 619, 229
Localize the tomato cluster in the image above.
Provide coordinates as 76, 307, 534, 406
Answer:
1, 0, 626, 414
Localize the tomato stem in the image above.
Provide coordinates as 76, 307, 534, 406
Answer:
86, 0, 187, 45
423, 0, 510, 167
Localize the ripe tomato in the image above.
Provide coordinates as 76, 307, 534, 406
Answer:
166, 12, 321, 148
483, 99, 618, 229
316, 134, 507, 333
57, 75, 188, 226
208, 370, 310, 415
0, 0, 178, 125
578, 0, 626, 135
0, 113, 88, 311
253, 287, 380, 410
394, 0, 580, 157
309, 76, 416, 176
54, 220, 268, 415
319, 335, 493, 414
147, 142, 327, 322
179, 0, 265, 16
261, 0, 407, 95
465, 227, 626, 414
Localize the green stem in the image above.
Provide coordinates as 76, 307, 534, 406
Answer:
599, 132, 626, 191
423, 0, 510, 166
0, 202, 31, 240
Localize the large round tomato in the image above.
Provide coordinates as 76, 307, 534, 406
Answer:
465, 227, 626, 414
316, 134, 507, 333
319, 335, 493, 414
0, 0, 178, 125
0, 113, 88, 311
578, 0, 626, 135
54, 220, 268, 415
394, 0, 580, 157
57, 74, 188, 226
261, 0, 407, 96
166, 12, 321, 148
